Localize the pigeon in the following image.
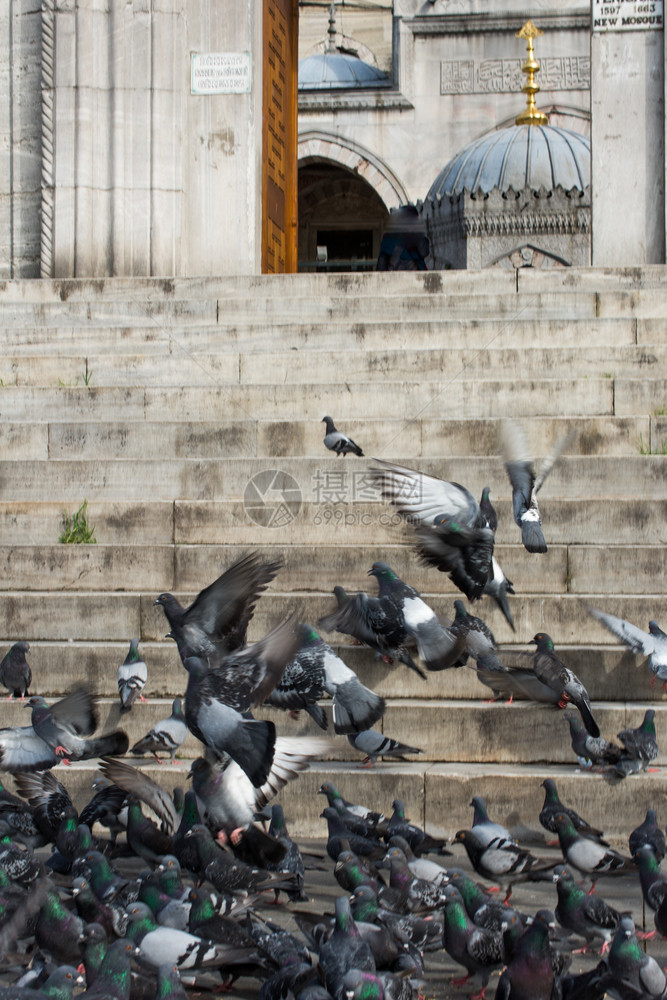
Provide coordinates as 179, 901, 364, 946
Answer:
606, 915, 667, 999
553, 864, 620, 952
585, 605, 667, 689
453, 829, 552, 892
551, 813, 635, 882
321, 808, 385, 863
34, 887, 85, 964
130, 699, 187, 763
322, 416, 364, 457
563, 711, 621, 769
79, 938, 139, 1000
449, 600, 503, 671
387, 799, 451, 857
316, 896, 375, 1000
153, 965, 189, 1000
263, 625, 331, 729
12, 770, 75, 846
469, 796, 515, 849
126, 796, 173, 865
501, 419, 573, 554
318, 586, 426, 680
318, 783, 385, 828
635, 844, 667, 912
613, 708, 659, 777
441, 885, 504, 1000
349, 884, 443, 953
154, 551, 283, 662
347, 730, 422, 768
183, 824, 298, 896
378, 845, 449, 911
183, 614, 300, 785
530, 633, 600, 738
268, 623, 386, 732
79, 778, 128, 844
187, 737, 330, 862
483, 557, 515, 632
0, 689, 128, 772
117, 638, 147, 713
0, 642, 31, 700
494, 909, 557, 1000
368, 459, 495, 601
126, 900, 255, 972
629, 809, 666, 861
446, 868, 525, 933
539, 779, 606, 842
97, 758, 178, 836
263, 804, 307, 902
364, 562, 465, 673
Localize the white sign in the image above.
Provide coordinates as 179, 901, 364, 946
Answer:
191, 53, 251, 95
592, 0, 663, 31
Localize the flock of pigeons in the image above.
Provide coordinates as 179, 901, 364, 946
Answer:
0, 416, 659, 998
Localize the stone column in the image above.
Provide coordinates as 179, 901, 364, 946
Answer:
591, 15, 665, 265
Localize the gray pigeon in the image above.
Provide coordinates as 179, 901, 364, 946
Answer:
322, 416, 364, 457
607, 915, 667, 998
347, 729, 422, 767
586, 605, 667, 689
131, 699, 187, 763
531, 633, 600, 738
613, 708, 659, 777
117, 638, 147, 713
501, 419, 573, 554
370, 460, 495, 602
0, 642, 31, 700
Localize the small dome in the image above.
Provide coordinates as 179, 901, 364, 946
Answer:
298, 52, 390, 90
427, 125, 590, 201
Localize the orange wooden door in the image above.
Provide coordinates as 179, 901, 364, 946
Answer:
262, 0, 298, 273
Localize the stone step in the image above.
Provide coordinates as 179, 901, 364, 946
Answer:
12, 640, 664, 704
3, 756, 664, 841
1, 541, 662, 599
2, 288, 667, 325
35, 415, 648, 461
0, 266, 664, 307
0, 590, 663, 647
0, 454, 662, 501
0, 379, 632, 421
0, 316, 649, 355
1, 497, 664, 547
1, 344, 665, 388
0, 697, 660, 767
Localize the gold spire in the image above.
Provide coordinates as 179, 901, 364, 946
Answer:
515, 20, 548, 127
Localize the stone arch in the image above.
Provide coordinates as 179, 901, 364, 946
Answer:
298, 130, 409, 211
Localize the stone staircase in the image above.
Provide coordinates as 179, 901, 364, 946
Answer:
0, 267, 666, 839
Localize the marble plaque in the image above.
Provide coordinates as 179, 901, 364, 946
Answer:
592, 0, 663, 31
191, 53, 252, 95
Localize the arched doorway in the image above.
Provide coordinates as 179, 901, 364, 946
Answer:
298, 162, 390, 271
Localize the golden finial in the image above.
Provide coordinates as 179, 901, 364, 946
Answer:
515, 20, 548, 127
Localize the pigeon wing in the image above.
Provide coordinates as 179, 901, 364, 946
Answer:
98, 758, 178, 834
370, 460, 480, 526
586, 606, 654, 656
48, 687, 98, 736
0, 725, 58, 771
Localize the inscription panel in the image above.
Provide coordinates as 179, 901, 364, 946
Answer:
440, 56, 590, 95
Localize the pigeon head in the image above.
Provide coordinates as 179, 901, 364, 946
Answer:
641, 708, 656, 732
531, 632, 554, 650
321, 416, 336, 432
368, 562, 397, 581
298, 624, 322, 647
453, 600, 468, 620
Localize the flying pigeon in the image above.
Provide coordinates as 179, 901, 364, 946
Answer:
347, 729, 422, 768
531, 633, 600, 737
366, 561, 465, 672
482, 557, 515, 631
0, 641, 31, 700
369, 459, 495, 601
155, 551, 283, 662
501, 419, 574, 554
274, 624, 385, 735
586, 605, 667, 689
130, 699, 187, 763
612, 708, 659, 777
117, 638, 147, 713
318, 584, 426, 679
183, 614, 300, 785
322, 416, 364, 457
